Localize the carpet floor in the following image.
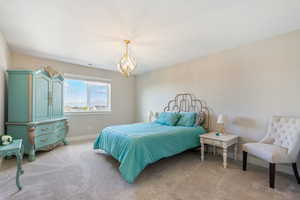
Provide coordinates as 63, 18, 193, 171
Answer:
0, 141, 299, 200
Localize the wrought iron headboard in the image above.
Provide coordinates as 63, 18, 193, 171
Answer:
163, 93, 210, 130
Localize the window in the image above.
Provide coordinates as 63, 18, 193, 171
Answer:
64, 75, 111, 113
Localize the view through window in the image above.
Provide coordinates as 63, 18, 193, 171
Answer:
64, 77, 111, 112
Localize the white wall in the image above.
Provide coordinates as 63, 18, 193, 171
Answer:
0, 32, 10, 134
10, 52, 136, 138
136, 30, 300, 174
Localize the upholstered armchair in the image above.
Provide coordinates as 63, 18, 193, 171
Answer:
242, 116, 300, 188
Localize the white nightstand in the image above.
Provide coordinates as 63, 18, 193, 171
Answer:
200, 132, 239, 168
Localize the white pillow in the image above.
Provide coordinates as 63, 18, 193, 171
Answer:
194, 112, 205, 126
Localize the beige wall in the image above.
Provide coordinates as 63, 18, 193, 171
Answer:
0, 32, 10, 134
136, 30, 300, 173
10, 52, 136, 137
7, 30, 300, 174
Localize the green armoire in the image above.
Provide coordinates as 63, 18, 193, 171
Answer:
6, 67, 69, 161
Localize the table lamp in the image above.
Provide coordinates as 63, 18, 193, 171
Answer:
217, 114, 225, 134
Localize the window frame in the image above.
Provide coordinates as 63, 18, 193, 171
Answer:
63, 73, 112, 115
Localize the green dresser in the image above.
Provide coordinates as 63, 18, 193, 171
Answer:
6, 67, 69, 161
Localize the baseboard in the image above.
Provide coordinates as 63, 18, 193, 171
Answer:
67, 134, 97, 143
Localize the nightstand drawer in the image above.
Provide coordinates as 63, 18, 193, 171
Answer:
202, 138, 222, 147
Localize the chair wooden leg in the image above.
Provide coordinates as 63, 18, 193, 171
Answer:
269, 163, 276, 188
292, 163, 300, 184
243, 151, 247, 171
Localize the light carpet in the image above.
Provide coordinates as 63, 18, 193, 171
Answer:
0, 141, 299, 200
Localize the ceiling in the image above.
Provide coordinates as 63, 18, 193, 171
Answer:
1, 0, 300, 74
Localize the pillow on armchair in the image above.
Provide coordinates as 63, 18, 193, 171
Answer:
194, 112, 206, 127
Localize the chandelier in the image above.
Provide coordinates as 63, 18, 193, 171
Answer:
118, 40, 136, 77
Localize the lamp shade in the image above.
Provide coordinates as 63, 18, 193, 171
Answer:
217, 114, 225, 124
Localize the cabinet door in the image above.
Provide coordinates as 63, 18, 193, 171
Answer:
52, 79, 64, 118
34, 74, 51, 121
7, 72, 31, 122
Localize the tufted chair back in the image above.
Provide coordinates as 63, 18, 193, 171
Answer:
266, 116, 300, 161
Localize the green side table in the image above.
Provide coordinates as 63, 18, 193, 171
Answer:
0, 139, 24, 190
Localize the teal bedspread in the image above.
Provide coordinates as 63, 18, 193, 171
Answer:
93, 123, 206, 183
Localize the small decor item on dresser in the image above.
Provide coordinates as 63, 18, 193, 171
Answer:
1, 135, 13, 146
44, 65, 61, 77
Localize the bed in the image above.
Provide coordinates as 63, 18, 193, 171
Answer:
93, 93, 210, 183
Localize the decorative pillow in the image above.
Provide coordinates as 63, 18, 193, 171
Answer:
176, 112, 197, 127
194, 112, 206, 127
155, 112, 181, 126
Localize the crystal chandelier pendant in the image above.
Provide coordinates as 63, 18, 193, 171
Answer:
118, 40, 136, 77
